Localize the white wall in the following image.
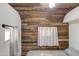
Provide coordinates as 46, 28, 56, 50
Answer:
63, 6, 79, 23
0, 3, 21, 56
69, 21, 79, 51
63, 6, 79, 51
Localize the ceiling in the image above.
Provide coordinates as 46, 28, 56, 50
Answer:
10, 3, 79, 22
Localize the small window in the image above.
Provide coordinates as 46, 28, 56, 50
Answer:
5, 28, 11, 41
38, 27, 59, 46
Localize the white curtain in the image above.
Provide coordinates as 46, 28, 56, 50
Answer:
38, 27, 59, 46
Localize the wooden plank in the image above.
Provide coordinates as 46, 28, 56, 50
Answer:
20, 12, 65, 17
59, 39, 68, 41
10, 3, 41, 7
55, 3, 79, 8
20, 14, 64, 19
22, 43, 36, 46
58, 36, 68, 39
17, 8, 70, 14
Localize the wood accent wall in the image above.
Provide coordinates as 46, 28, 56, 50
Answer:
10, 3, 79, 56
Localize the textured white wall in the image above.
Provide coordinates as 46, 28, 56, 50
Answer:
0, 3, 21, 56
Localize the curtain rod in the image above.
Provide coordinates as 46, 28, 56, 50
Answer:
2, 24, 18, 28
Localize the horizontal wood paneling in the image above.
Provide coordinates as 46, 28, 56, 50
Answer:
10, 3, 79, 56
10, 3, 41, 7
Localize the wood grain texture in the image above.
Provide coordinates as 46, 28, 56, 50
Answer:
10, 3, 79, 56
